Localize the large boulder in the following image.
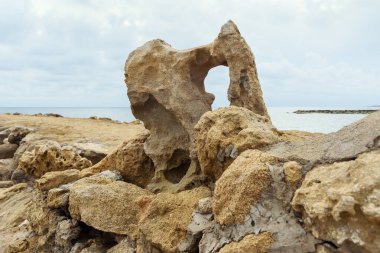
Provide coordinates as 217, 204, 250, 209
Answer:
17, 140, 92, 178
139, 186, 211, 253
194, 107, 280, 179
196, 150, 315, 253
69, 172, 153, 238
83, 131, 154, 188
124, 20, 270, 190
292, 150, 380, 252
212, 150, 276, 225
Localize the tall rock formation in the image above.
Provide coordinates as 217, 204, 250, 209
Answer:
124, 21, 269, 191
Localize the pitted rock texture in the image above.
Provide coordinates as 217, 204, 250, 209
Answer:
125, 20, 270, 188
83, 131, 154, 187
194, 107, 280, 179
17, 140, 92, 178
213, 150, 276, 225
196, 151, 315, 253
292, 150, 380, 252
139, 186, 211, 253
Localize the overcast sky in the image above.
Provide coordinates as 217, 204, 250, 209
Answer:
0, 0, 379, 107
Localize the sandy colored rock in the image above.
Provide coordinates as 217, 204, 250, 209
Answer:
17, 140, 92, 178
84, 131, 154, 187
292, 150, 380, 252
47, 184, 71, 208
69, 172, 153, 238
195, 107, 280, 179
125, 20, 270, 189
139, 186, 211, 253
36, 169, 80, 191
0, 144, 18, 159
217, 232, 273, 253
213, 150, 275, 225
283, 161, 302, 188
0, 184, 33, 253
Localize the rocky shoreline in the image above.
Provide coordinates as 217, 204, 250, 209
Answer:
0, 21, 379, 253
294, 109, 378, 114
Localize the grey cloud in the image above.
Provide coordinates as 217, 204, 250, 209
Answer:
0, 0, 379, 107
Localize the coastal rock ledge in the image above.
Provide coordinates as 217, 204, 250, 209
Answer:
0, 20, 379, 253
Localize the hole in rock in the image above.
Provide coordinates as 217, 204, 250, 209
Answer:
204, 66, 230, 110
164, 149, 191, 184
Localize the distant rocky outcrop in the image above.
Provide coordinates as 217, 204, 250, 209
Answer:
0, 20, 379, 253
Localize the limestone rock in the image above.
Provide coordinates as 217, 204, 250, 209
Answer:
84, 131, 154, 187
69, 172, 153, 238
17, 140, 92, 178
283, 161, 303, 189
194, 107, 280, 179
36, 169, 80, 191
0, 144, 18, 159
139, 186, 211, 253
217, 232, 273, 253
292, 150, 380, 252
125, 20, 270, 189
198, 150, 315, 253
47, 185, 70, 209
213, 150, 276, 225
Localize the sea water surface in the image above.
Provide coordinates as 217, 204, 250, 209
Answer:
0, 107, 378, 133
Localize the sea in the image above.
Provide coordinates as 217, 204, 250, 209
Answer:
0, 106, 378, 134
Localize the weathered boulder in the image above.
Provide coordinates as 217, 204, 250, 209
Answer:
125, 20, 270, 189
212, 150, 276, 225
139, 186, 211, 253
217, 232, 273, 253
194, 107, 280, 179
196, 150, 315, 253
36, 169, 80, 191
292, 150, 380, 252
0, 144, 18, 159
83, 131, 154, 187
17, 140, 92, 178
69, 172, 152, 238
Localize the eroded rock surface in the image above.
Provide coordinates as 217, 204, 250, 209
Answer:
17, 140, 92, 178
292, 150, 380, 252
69, 172, 152, 238
84, 131, 154, 187
195, 107, 279, 179
125, 20, 270, 190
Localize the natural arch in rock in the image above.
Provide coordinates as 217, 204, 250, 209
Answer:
124, 20, 269, 192
204, 66, 230, 110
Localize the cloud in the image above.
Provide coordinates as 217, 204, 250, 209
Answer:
0, 0, 379, 107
